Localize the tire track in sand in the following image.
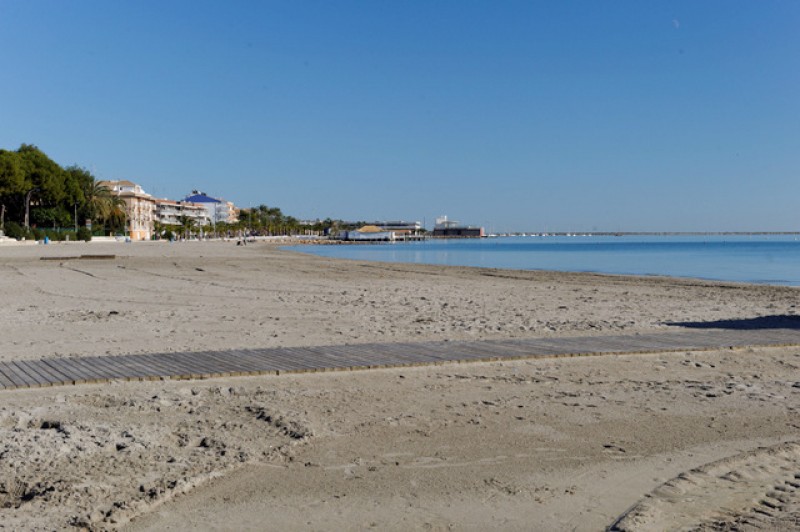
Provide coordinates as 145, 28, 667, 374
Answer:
610, 441, 800, 531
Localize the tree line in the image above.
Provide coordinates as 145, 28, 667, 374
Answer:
0, 143, 358, 241
0, 144, 127, 240
235, 206, 365, 237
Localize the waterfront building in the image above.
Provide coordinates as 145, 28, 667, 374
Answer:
99, 180, 156, 240
340, 225, 396, 241
94, 183, 238, 240
222, 201, 239, 224
432, 215, 485, 238
154, 198, 210, 229
372, 220, 423, 239
184, 191, 238, 226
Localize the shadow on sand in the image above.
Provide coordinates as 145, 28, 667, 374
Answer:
666, 315, 800, 330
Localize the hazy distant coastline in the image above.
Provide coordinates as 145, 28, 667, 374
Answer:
494, 231, 800, 236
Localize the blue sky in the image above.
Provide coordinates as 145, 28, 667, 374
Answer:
1, 1, 798, 232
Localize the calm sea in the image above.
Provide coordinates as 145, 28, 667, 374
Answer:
290, 235, 800, 286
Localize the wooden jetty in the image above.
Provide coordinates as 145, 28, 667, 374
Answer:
1, 328, 800, 391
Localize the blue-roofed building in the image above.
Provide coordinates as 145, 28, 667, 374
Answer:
183, 191, 238, 225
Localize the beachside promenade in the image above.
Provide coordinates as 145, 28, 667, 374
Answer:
2, 327, 800, 390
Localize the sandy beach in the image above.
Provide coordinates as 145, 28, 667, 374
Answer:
1, 241, 799, 530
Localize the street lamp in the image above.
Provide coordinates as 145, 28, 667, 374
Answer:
24, 188, 39, 229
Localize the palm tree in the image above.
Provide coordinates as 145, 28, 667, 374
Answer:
177, 215, 195, 239
105, 195, 128, 235
82, 180, 113, 226
153, 220, 165, 240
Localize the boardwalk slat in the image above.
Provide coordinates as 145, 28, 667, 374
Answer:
100, 355, 154, 380
227, 349, 272, 371
76, 356, 127, 380
59, 358, 101, 382
82, 355, 133, 380
133, 354, 192, 379
11, 361, 49, 387
173, 351, 229, 375
107, 354, 164, 380
203, 350, 252, 370
308, 345, 375, 365
296, 347, 361, 369
15, 360, 59, 386
61, 357, 112, 382
153, 353, 206, 378
0, 364, 18, 388
216, 350, 275, 374
94, 355, 147, 380
173, 352, 222, 377
310, 345, 395, 368
270, 348, 326, 371
40, 359, 82, 384
154, 352, 216, 379
123, 355, 174, 379
330, 345, 395, 366
253, 348, 317, 371
201, 350, 257, 375
325, 345, 398, 368
341, 343, 426, 365
24, 360, 71, 384
185, 351, 240, 376
211, 350, 269, 374
381, 342, 440, 360
440, 342, 507, 360
167, 351, 229, 377
241, 348, 290, 372
128, 354, 185, 378
3, 361, 40, 387
64, 356, 113, 382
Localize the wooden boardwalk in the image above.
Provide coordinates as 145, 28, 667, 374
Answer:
2, 328, 800, 391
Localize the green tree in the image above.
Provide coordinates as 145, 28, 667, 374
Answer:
0, 150, 26, 227
31, 206, 71, 228
0, 150, 25, 197
80, 177, 114, 226
18, 144, 65, 207
105, 196, 128, 234
61, 165, 85, 211
153, 220, 164, 240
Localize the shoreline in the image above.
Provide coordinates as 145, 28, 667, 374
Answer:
5, 235, 800, 288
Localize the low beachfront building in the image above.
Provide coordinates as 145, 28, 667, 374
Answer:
372, 220, 424, 240
100, 180, 156, 240
372, 220, 422, 232
340, 225, 395, 241
432, 215, 485, 238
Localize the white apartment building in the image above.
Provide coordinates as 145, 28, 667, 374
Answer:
154, 199, 211, 228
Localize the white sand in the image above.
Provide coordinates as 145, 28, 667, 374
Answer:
0, 240, 798, 530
